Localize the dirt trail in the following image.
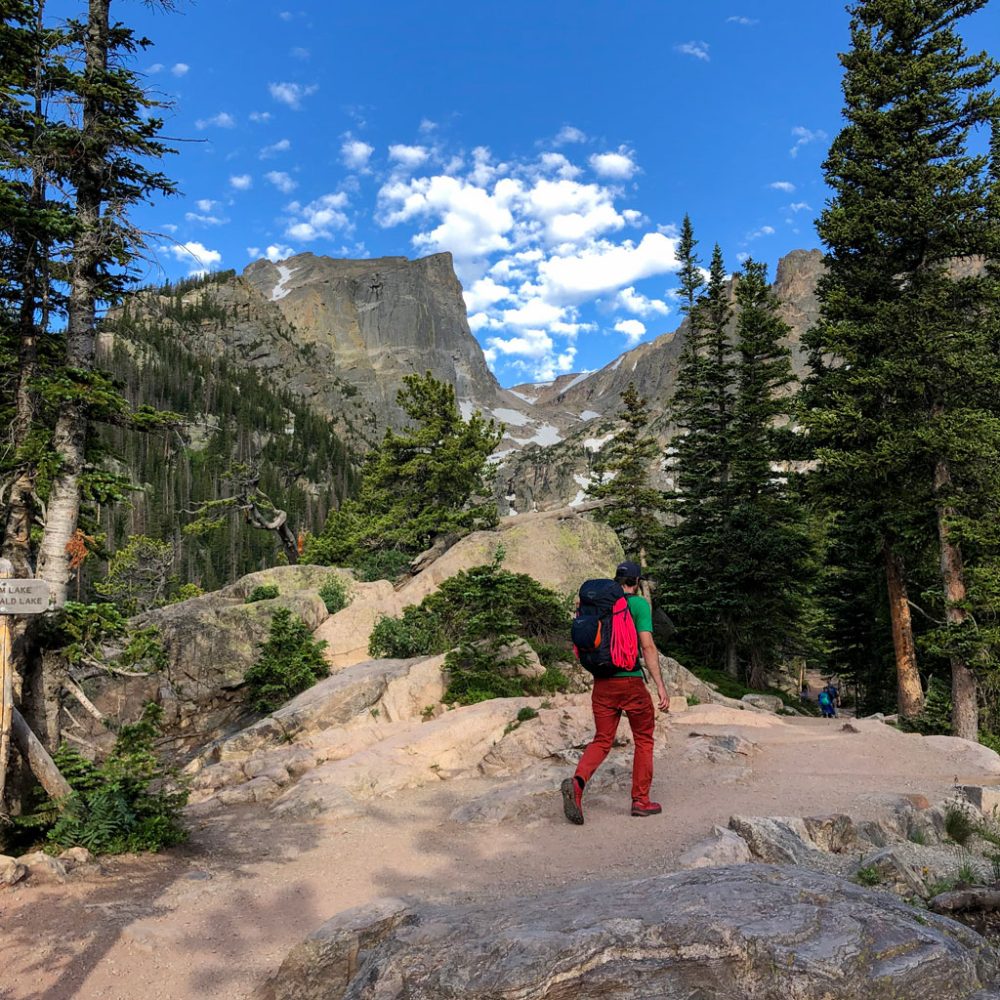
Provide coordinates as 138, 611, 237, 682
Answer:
3, 713, 998, 1000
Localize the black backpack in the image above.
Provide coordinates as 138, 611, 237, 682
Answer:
571, 579, 637, 678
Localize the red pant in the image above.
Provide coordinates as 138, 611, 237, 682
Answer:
574, 676, 655, 801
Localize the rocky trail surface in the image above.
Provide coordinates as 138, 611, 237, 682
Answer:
5, 702, 1000, 1000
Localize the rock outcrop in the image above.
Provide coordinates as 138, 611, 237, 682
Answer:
259, 864, 1000, 1000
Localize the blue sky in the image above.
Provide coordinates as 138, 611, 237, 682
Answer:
82, 0, 999, 387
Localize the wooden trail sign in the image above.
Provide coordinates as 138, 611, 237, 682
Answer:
0, 577, 50, 615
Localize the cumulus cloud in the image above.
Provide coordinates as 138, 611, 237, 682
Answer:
727, 15, 758, 25
260, 138, 291, 159
525, 178, 624, 243
185, 211, 227, 226
388, 144, 430, 168
265, 244, 295, 262
171, 62, 189, 77
463, 276, 514, 312
748, 224, 776, 240
590, 148, 637, 180
537, 233, 679, 305
285, 192, 350, 241
249, 111, 272, 123
230, 174, 253, 190
266, 170, 297, 194
164, 240, 221, 275
676, 41, 710, 61
539, 152, 581, 180
790, 125, 828, 157
147, 63, 164, 74
769, 180, 795, 192
554, 125, 587, 145
615, 318, 647, 345
195, 199, 218, 212
616, 286, 669, 317
269, 82, 318, 109
195, 112, 235, 130
342, 137, 374, 170
788, 201, 812, 213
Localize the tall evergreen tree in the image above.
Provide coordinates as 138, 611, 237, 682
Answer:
587, 383, 667, 566
661, 233, 739, 673
727, 259, 815, 688
801, 0, 1000, 737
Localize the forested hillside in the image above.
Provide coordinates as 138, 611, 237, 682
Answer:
96, 273, 358, 590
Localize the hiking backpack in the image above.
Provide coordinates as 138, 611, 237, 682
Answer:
571, 579, 639, 678
818, 689, 831, 707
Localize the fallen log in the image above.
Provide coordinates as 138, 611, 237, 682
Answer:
929, 888, 1000, 914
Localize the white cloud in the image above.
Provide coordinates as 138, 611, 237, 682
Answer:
537, 232, 680, 305
737, 251, 750, 263
378, 174, 516, 262
278, 10, 293, 19
260, 138, 291, 159
184, 211, 227, 226
788, 201, 812, 213
590, 148, 637, 180
147, 63, 164, 74
616, 286, 669, 317
171, 62, 189, 77
463, 277, 514, 312
554, 125, 587, 145
769, 180, 796, 192
269, 82, 318, 109
622, 209, 645, 226
265, 244, 296, 262
195, 199, 218, 212
342, 137, 374, 170
790, 125, 828, 157
727, 15, 758, 25
285, 191, 349, 241
539, 152, 581, 180
164, 240, 221, 275
266, 171, 297, 194
615, 319, 647, 345
748, 224, 776, 240
249, 111, 272, 123
388, 144, 430, 168
230, 174, 253, 190
195, 112, 236, 130
524, 178, 624, 243
291, 47, 310, 60
676, 41, 710, 61
502, 298, 566, 329
161, 223, 178, 233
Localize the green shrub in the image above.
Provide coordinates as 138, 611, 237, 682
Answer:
354, 549, 413, 583
517, 706, 539, 723
244, 608, 329, 713
944, 803, 976, 847
40, 703, 187, 855
368, 550, 573, 706
854, 865, 882, 887
245, 583, 280, 603
318, 576, 349, 614
899, 676, 952, 735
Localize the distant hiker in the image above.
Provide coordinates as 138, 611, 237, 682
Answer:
563, 561, 670, 825
818, 687, 835, 718
821, 681, 840, 718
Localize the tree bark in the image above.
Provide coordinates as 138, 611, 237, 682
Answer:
0, 563, 13, 816
935, 457, 978, 741
884, 544, 924, 719
11, 706, 71, 800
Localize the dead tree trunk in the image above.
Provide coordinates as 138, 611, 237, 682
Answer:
934, 458, 978, 741
884, 545, 924, 719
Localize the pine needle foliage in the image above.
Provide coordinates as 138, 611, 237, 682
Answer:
244, 608, 329, 713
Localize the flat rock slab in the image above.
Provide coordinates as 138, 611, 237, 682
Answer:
260, 865, 1000, 1000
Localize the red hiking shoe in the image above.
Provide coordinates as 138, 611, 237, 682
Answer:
561, 778, 584, 825
631, 799, 662, 817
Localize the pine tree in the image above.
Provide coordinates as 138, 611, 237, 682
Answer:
801, 0, 1000, 737
661, 232, 739, 673
588, 383, 667, 565
727, 259, 815, 688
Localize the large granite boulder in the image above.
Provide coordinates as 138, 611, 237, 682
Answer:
259, 865, 1000, 1000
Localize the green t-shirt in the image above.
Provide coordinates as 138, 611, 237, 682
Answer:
613, 594, 651, 677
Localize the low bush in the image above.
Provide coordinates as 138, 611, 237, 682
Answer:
318, 576, 349, 614
368, 548, 573, 705
244, 608, 329, 713
13, 703, 188, 856
245, 583, 280, 603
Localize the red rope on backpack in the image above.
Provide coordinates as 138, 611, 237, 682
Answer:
610, 597, 638, 669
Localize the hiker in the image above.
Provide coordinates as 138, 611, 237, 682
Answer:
562, 561, 670, 825
821, 680, 840, 718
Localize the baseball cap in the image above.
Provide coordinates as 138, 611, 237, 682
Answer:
616, 560, 642, 579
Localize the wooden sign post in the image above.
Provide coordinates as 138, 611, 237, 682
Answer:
0, 559, 51, 817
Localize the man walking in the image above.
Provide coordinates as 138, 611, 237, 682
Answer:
562, 561, 670, 824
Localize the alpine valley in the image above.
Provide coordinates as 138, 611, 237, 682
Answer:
99, 248, 824, 585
